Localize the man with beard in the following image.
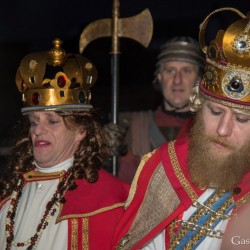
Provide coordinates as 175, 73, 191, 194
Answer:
112, 7, 250, 250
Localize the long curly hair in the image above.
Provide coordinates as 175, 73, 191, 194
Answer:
0, 109, 108, 201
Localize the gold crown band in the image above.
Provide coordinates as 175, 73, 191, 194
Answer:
200, 90, 250, 110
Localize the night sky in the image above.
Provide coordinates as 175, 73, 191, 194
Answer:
0, 0, 248, 142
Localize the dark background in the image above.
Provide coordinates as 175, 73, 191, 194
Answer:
0, 0, 248, 170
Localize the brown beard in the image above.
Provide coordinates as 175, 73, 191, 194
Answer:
188, 110, 250, 191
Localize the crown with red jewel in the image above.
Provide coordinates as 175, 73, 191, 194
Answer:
16, 38, 97, 114
199, 8, 250, 109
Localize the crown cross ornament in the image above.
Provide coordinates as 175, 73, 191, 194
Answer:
199, 8, 250, 109
16, 38, 97, 114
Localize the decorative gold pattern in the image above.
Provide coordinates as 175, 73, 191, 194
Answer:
204, 65, 218, 90
48, 38, 66, 66
168, 141, 198, 202
116, 164, 180, 249
57, 202, 126, 223
82, 218, 89, 250
201, 58, 250, 103
23, 170, 65, 181
232, 34, 250, 54
222, 71, 250, 100
71, 219, 78, 250
125, 150, 156, 208
200, 91, 250, 110
169, 192, 234, 249
235, 191, 250, 208
199, 8, 250, 106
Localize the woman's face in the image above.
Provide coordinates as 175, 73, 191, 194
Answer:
29, 111, 85, 168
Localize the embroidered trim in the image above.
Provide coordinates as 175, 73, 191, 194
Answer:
125, 150, 156, 208
57, 202, 126, 222
235, 191, 250, 208
23, 170, 65, 181
116, 164, 180, 249
82, 218, 89, 250
71, 219, 78, 250
200, 91, 250, 110
168, 141, 198, 201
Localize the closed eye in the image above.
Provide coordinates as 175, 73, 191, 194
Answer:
210, 109, 221, 116
48, 120, 60, 125
29, 120, 38, 127
207, 105, 222, 116
236, 116, 250, 124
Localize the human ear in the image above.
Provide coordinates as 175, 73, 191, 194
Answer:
157, 72, 162, 82
75, 130, 86, 142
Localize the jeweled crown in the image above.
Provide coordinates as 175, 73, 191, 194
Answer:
16, 38, 97, 114
199, 8, 250, 109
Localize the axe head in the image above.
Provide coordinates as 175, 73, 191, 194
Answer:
119, 9, 153, 48
79, 8, 153, 53
79, 18, 111, 53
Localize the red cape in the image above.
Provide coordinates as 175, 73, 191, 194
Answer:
112, 137, 250, 249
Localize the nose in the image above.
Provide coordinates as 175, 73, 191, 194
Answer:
173, 70, 182, 85
33, 123, 47, 136
216, 113, 233, 137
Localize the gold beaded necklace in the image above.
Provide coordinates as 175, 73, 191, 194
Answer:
5, 172, 70, 250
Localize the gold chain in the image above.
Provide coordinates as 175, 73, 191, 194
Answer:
168, 192, 234, 249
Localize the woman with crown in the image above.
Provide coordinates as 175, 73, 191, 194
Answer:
0, 38, 129, 250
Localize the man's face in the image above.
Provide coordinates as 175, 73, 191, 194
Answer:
202, 100, 250, 157
157, 61, 200, 111
29, 111, 85, 168
188, 100, 250, 190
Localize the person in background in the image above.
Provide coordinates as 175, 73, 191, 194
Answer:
0, 38, 129, 250
112, 8, 250, 249
118, 36, 205, 183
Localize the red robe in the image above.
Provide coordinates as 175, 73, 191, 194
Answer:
112, 137, 250, 249
0, 168, 129, 250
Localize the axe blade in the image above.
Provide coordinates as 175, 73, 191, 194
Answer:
79, 18, 112, 53
79, 8, 153, 53
119, 8, 153, 48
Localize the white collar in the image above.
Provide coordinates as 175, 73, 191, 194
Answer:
34, 157, 74, 173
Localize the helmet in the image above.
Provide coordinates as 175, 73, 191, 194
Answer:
153, 36, 205, 90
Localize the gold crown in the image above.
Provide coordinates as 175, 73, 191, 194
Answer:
199, 8, 250, 109
16, 38, 97, 114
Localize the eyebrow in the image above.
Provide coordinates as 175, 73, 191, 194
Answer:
232, 111, 250, 118
44, 112, 58, 118
207, 103, 223, 110
29, 112, 59, 119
